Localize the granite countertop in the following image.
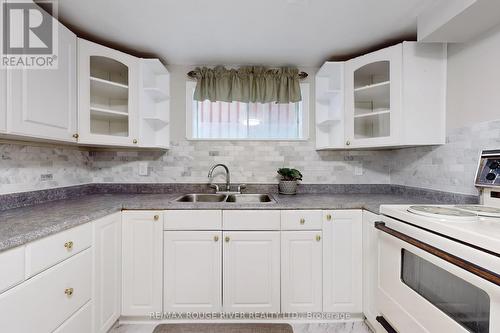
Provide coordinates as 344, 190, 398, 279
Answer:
0, 191, 455, 253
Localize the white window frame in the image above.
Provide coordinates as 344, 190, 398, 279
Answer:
186, 81, 309, 141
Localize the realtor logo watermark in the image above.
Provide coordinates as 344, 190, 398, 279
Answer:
1, 0, 58, 69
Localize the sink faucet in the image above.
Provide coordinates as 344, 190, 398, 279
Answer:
208, 163, 230, 192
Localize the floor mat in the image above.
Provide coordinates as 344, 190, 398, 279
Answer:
153, 324, 294, 333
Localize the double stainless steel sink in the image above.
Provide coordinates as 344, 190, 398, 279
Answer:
175, 193, 274, 203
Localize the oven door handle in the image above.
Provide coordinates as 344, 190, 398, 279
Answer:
375, 221, 500, 287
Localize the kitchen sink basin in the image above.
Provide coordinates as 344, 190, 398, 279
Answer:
174, 193, 274, 203
226, 194, 274, 203
174, 193, 227, 202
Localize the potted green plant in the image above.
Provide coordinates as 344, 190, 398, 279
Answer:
277, 168, 303, 195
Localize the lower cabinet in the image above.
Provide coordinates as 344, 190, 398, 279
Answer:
164, 231, 222, 312
362, 211, 385, 332
122, 211, 163, 316
0, 249, 92, 333
281, 231, 323, 312
53, 301, 93, 333
93, 212, 122, 333
223, 231, 281, 312
0, 67, 6, 132
322, 210, 363, 313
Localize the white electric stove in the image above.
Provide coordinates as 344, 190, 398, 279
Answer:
376, 150, 500, 333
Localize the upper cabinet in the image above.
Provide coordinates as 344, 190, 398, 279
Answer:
316, 42, 446, 150
77, 39, 170, 148
315, 62, 344, 149
78, 39, 139, 147
138, 60, 170, 149
5, 10, 77, 142
0, 68, 6, 133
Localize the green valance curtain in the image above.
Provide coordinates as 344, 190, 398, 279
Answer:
192, 66, 302, 104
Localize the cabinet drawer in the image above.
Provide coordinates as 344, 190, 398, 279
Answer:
223, 210, 280, 230
53, 301, 92, 333
281, 210, 322, 230
164, 210, 222, 230
0, 246, 25, 293
0, 249, 92, 333
26, 223, 92, 277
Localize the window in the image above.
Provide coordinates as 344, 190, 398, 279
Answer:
186, 82, 309, 140
401, 249, 490, 333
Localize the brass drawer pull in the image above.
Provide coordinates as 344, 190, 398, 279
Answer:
214, 235, 219, 242
326, 214, 332, 221
154, 215, 160, 221
225, 236, 230, 243
316, 235, 321, 242
299, 218, 305, 225
64, 241, 74, 250
64, 288, 74, 296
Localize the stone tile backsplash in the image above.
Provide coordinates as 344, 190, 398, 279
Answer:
0, 119, 498, 195
0, 144, 92, 194
90, 140, 392, 185
391, 119, 500, 195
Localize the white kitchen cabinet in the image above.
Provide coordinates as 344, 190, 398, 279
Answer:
164, 231, 222, 312
0, 245, 25, 293
138, 59, 170, 149
223, 231, 280, 312
0, 249, 92, 333
0, 67, 6, 133
362, 211, 385, 333
323, 210, 363, 313
122, 211, 163, 316
93, 212, 122, 333
6, 16, 77, 142
315, 62, 344, 149
281, 231, 322, 312
25, 222, 92, 278
344, 44, 402, 148
53, 301, 92, 333
78, 38, 139, 147
316, 42, 446, 150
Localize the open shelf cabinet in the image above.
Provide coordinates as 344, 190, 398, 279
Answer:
315, 42, 446, 150
78, 39, 170, 149
315, 62, 345, 149
139, 59, 170, 149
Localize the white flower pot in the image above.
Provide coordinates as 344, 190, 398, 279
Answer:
279, 180, 298, 195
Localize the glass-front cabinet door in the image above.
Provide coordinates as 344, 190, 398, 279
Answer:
77, 39, 139, 146
344, 44, 402, 148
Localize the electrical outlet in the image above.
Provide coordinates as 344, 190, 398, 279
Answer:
40, 173, 53, 181
354, 164, 363, 176
138, 162, 149, 176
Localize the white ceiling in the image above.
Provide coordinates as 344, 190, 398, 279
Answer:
55, 0, 439, 66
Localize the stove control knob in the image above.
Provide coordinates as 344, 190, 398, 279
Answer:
489, 161, 499, 170
486, 173, 496, 181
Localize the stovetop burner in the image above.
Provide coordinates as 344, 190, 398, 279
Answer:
407, 205, 479, 221
455, 205, 500, 217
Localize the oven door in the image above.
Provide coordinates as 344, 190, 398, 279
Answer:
376, 216, 500, 333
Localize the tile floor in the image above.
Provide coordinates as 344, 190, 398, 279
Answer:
110, 322, 373, 333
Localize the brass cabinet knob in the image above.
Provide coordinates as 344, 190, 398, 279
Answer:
133, 139, 138, 144
316, 235, 321, 242
214, 235, 219, 242
225, 236, 230, 243
154, 215, 160, 221
299, 218, 305, 225
72, 133, 79, 139
64, 241, 74, 250
346, 140, 351, 146
326, 214, 332, 221
64, 288, 74, 296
